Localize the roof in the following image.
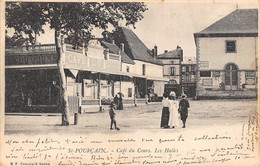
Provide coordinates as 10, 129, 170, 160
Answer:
157, 48, 182, 59
114, 27, 163, 65
101, 41, 135, 65
196, 9, 258, 35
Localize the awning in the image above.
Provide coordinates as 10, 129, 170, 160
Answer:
131, 73, 147, 79
90, 70, 133, 78
147, 76, 169, 82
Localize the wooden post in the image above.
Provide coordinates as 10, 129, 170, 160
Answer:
134, 93, 138, 107
98, 73, 102, 111
74, 112, 78, 125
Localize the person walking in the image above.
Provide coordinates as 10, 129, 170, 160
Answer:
178, 94, 190, 128
109, 101, 120, 130
168, 91, 180, 128
160, 92, 170, 128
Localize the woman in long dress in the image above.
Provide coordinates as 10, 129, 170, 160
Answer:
168, 91, 180, 128
160, 92, 170, 128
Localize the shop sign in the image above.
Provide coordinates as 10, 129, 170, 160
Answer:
245, 71, 255, 78
202, 78, 213, 86
212, 71, 220, 77
66, 54, 87, 65
199, 61, 209, 68
65, 54, 89, 70
169, 76, 179, 80
6, 54, 57, 65
246, 78, 255, 85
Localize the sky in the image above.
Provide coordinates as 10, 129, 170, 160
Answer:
7, 1, 258, 58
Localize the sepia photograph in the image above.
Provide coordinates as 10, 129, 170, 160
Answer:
1, 1, 259, 166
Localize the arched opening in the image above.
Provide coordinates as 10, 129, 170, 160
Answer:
224, 63, 238, 90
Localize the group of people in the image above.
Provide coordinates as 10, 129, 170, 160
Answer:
108, 91, 190, 131
161, 91, 190, 128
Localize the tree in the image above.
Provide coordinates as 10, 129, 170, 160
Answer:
6, 2, 148, 125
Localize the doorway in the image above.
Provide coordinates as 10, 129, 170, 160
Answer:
224, 64, 238, 90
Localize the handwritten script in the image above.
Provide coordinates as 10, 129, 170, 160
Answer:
3, 111, 259, 166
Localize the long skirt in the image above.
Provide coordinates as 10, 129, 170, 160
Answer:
118, 100, 123, 110
160, 107, 170, 128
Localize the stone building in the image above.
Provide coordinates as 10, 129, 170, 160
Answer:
157, 46, 183, 97
194, 9, 258, 98
5, 27, 167, 113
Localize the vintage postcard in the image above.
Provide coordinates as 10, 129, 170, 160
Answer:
1, 0, 259, 166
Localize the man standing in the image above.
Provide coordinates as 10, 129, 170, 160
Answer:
179, 94, 190, 128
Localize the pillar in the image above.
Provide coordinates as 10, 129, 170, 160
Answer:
98, 73, 102, 111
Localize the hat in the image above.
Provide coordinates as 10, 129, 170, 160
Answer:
110, 101, 115, 107
169, 91, 176, 97
182, 94, 187, 98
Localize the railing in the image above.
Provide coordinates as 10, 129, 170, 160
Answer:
6, 44, 56, 54
5, 44, 84, 54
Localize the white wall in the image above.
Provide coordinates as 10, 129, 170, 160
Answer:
120, 81, 135, 99
133, 60, 163, 78
154, 81, 166, 96
122, 63, 135, 73
199, 37, 257, 70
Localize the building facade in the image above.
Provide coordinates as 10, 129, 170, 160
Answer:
113, 27, 167, 100
5, 27, 167, 112
157, 46, 183, 97
181, 57, 196, 97
194, 9, 258, 98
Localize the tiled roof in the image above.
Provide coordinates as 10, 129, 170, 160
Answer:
197, 9, 258, 34
114, 27, 163, 65
157, 49, 182, 59
101, 41, 135, 65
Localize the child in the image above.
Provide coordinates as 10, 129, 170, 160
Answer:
178, 94, 190, 128
109, 101, 120, 130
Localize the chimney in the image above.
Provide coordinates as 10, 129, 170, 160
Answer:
154, 45, 157, 57
112, 40, 115, 44
151, 49, 154, 57
164, 50, 168, 53
120, 43, 124, 52
176, 45, 183, 61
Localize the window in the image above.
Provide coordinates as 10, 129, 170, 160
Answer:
128, 88, 132, 97
226, 40, 236, 53
142, 64, 146, 75
126, 66, 130, 72
200, 71, 211, 77
171, 60, 175, 64
186, 66, 190, 72
170, 67, 175, 76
